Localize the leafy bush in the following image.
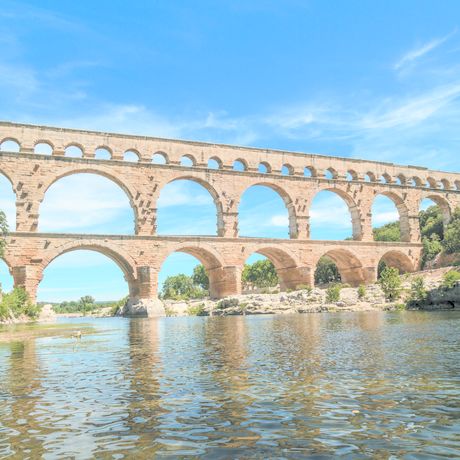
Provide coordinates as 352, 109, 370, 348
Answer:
409, 276, 427, 302
442, 270, 460, 289
186, 304, 207, 316
357, 284, 366, 299
0, 287, 40, 319
378, 267, 402, 301
314, 256, 341, 285
326, 284, 341, 303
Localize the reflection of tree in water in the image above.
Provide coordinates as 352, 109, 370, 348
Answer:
0, 340, 46, 457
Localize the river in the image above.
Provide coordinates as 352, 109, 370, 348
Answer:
0, 311, 459, 458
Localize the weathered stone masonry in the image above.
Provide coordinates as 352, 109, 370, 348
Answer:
0, 121, 459, 303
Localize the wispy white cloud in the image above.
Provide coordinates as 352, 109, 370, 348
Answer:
270, 214, 289, 227
394, 30, 456, 71
39, 174, 134, 233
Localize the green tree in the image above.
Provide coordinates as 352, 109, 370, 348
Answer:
443, 208, 460, 254
421, 234, 442, 266
373, 221, 400, 242
161, 274, 207, 300
78, 295, 96, 312
419, 205, 443, 240
242, 259, 278, 288
192, 264, 209, 290
441, 270, 460, 289
379, 267, 402, 301
314, 256, 341, 285
326, 284, 341, 302
409, 276, 427, 302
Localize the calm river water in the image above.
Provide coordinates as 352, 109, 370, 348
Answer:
0, 311, 459, 459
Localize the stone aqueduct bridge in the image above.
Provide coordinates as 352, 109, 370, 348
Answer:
0, 121, 459, 304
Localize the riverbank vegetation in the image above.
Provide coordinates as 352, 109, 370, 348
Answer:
375, 205, 460, 267
50, 296, 128, 316
0, 212, 41, 321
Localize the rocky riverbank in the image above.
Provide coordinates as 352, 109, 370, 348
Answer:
162, 266, 459, 317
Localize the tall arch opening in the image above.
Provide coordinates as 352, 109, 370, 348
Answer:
242, 247, 301, 292
314, 249, 365, 287
0, 172, 16, 230
157, 179, 221, 236
37, 249, 131, 305
310, 189, 361, 240
372, 193, 409, 242
39, 173, 135, 234
239, 184, 295, 238
158, 246, 224, 299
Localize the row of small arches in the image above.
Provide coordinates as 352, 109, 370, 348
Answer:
1, 138, 459, 191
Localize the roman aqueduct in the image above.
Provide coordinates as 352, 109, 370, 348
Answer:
0, 121, 459, 304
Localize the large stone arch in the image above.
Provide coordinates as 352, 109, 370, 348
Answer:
314, 248, 366, 287
39, 241, 138, 297
40, 168, 139, 233
373, 191, 410, 242
311, 186, 363, 240
159, 242, 227, 298
160, 175, 225, 236
379, 250, 415, 274
239, 181, 297, 238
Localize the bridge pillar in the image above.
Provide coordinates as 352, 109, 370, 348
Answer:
131, 266, 157, 299
208, 266, 241, 298
219, 212, 239, 237
16, 193, 42, 232
11, 265, 43, 303
295, 215, 310, 240
361, 219, 374, 241
408, 215, 421, 243
277, 265, 314, 290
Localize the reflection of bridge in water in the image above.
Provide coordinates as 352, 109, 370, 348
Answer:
1, 121, 459, 305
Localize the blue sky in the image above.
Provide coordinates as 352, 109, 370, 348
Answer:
0, 0, 459, 301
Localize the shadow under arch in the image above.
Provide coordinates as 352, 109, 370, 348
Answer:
373, 191, 410, 242
246, 245, 304, 291
379, 250, 415, 274
39, 243, 138, 297
315, 248, 366, 287
162, 176, 225, 236
159, 243, 225, 298
421, 194, 452, 227
311, 187, 363, 240
239, 181, 298, 238
40, 169, 139, 233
